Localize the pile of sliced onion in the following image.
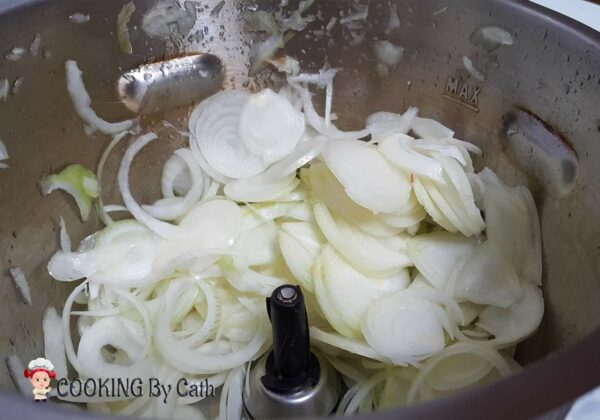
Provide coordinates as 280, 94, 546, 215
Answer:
37, 60, 544, 419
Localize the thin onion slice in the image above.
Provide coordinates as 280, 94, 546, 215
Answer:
322, 139, 412, 214
263, 136, 327, 182
65, 60, 136, 134
239, 88, 305, 164
224, 172, 299, 203
117, 132, 180, 238
313, 200, 411, 277
190, 91, 267, 179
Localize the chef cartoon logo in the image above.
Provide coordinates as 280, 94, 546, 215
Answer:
24, 358, 56, 402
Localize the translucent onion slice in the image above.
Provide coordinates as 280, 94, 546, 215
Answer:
242, 201, 313, 231
77, 316, 150, 379
435, 153, 484, 234
155, 281, 269, 374
65, 60, 136, 134
478, 168, 542, 285
379, 134, 445, 184
361, 290, 451, 365
224, 172, 299, 203
309, 327, 388, 362
425, 350, 494, 392
313, 245, 410, 338
406, 231, 476, 290
411, 116, 454, 139
43, 307, 68, 378
366, 108, 418, 139
313, 200, 411, 277
160, 152, 194, 198
379, 192, 427, 229
118, 133, 180, 238
406, 343, 514, 404
9, 266, 31, 305
239, 88, 305, 165
263, 136, 327, 182
142, 149, 207, 220
220, 257, 285, 297
191, 90, 267, 179
278, 221, 325, 292
322, 139, 412, 214
292, 83, 371, 141
59, 217, 71, 251
476, 283, 544, 348
233, 220, 280, 267
301, 162, 403, 237
448, 241, 523, 308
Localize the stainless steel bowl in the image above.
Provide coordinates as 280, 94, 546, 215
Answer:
1, 0, 599, 418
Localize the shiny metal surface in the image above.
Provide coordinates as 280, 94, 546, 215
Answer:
243, 353, 341, 419
117, 53, 224, 114
0, 0, 599, 418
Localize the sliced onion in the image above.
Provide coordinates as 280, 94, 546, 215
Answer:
233, 220, 280, 267
65, 60, 136, 134
309, 327, 388, 362
367, 108, 417, 140
379, 134, 445, 183
97, 132, 129, 225
292, 82, 372, 140
301, 162, 402, 237
322, 139, 412, 214
9, 266, 31, 305
239, 89, 305, 165
361, 290, 450, 365
411, 116, 454, 139
43, 307, 68, 378
278, 221, 325, 292
160, 152, 194, 198
406, 342, 514, 404
191, 90, 267, 179
263, 136, 326, 181
221, 257, 285, 297
142, 149, 207, 220
224, 172, 299, 203
59, 217, 72, 251
313, 245, 410, 338
379, 192, 427, 229
406, 231, 476, 289
476, 283, 544, 348
156, 281, 269, 374
313, 200, 411, 277
77, 316, 150, 379
478, 168, 542, 285
448, 241, 523, 308
117, 132, 180, 238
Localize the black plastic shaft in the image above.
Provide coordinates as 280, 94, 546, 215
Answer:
262, 285, 319, 393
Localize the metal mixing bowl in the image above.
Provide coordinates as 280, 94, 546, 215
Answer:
1, 0, 599, 418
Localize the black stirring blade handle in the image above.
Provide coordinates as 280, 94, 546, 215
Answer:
262, 285, 319, 393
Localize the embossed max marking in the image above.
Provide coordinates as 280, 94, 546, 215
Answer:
442, 76, 481, 112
